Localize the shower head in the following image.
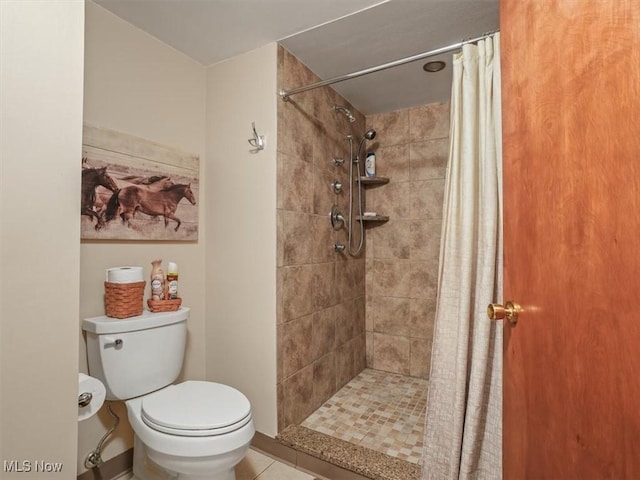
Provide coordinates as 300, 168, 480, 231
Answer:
334, 105, 356, 123
356, 128, 377, 160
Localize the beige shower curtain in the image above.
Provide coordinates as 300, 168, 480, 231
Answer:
422, 33, 503, 480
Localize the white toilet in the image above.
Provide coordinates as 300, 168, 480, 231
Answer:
83, 307, 255, 480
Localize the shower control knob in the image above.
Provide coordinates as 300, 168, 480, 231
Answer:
330, 205, 345, 230
331, 180, 343, 193
487, 301, 522, 325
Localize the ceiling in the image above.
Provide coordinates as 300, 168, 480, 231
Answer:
94, 0, 499, 114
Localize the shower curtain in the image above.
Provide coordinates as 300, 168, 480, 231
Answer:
422, 33, 503, 480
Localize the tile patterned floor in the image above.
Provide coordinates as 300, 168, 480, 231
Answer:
302, 368, 428, 464
122, 448, 316, 480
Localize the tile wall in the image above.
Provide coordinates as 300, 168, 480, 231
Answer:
364, 104, 450, 378
276, 46, 367, 430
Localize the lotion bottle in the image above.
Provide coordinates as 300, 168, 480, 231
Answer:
167, 262, 179, 300
150, 259, 165, 300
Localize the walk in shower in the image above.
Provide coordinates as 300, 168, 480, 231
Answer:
276, 44, 449, 479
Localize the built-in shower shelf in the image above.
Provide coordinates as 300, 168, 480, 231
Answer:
357, 215, 389, 225
359, 176, 390, 186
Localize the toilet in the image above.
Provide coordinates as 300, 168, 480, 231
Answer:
82, 307, 254, 480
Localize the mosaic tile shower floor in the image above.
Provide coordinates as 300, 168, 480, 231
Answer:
301, 368, 428, 464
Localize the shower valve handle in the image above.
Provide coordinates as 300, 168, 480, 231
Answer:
330, 205, 345, 230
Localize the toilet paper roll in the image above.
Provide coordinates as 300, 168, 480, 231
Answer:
106, 266, 144, 284
78, 373, 106, 422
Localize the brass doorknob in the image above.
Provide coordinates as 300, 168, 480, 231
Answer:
487, 301, 521, 325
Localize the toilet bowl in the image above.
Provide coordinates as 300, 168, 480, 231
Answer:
82, 308, 255, 480
127, 382, 255, 480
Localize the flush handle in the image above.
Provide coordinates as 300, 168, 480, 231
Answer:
104, 337, 123, 349
487, 301, 522, 325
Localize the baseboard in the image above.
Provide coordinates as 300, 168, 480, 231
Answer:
77, 449, 133, 480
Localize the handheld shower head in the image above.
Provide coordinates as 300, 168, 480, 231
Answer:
356, 128, 377, 160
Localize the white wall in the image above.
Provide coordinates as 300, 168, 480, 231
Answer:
205, 44, 279, 436
0, 0, 84, 476
79, 2, 206, 474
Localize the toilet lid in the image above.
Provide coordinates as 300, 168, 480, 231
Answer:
141, 381, 252, 437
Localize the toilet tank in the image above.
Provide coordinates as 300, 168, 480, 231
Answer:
82, 307, 189, 401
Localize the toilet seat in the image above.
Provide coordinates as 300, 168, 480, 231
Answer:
141, 381, 252, 437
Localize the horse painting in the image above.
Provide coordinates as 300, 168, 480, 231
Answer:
105, 183, 196, 232
81, 166, 119, 230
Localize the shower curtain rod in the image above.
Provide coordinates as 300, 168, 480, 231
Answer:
279, 30, 498, 101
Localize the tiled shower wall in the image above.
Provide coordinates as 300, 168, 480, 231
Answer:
364, 104, 450, 378
276, 46, 367, 430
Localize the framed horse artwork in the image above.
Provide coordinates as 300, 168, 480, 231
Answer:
81, 124, 199, 241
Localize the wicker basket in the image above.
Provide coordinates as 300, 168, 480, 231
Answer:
147, 298, 182, 313
104, 281, 146, 319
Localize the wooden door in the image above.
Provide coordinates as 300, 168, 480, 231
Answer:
501, 1, 640, 478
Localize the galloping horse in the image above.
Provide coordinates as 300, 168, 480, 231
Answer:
105, 183, 196, 232
81, 166, 119, 230
94, 175, 174, 216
